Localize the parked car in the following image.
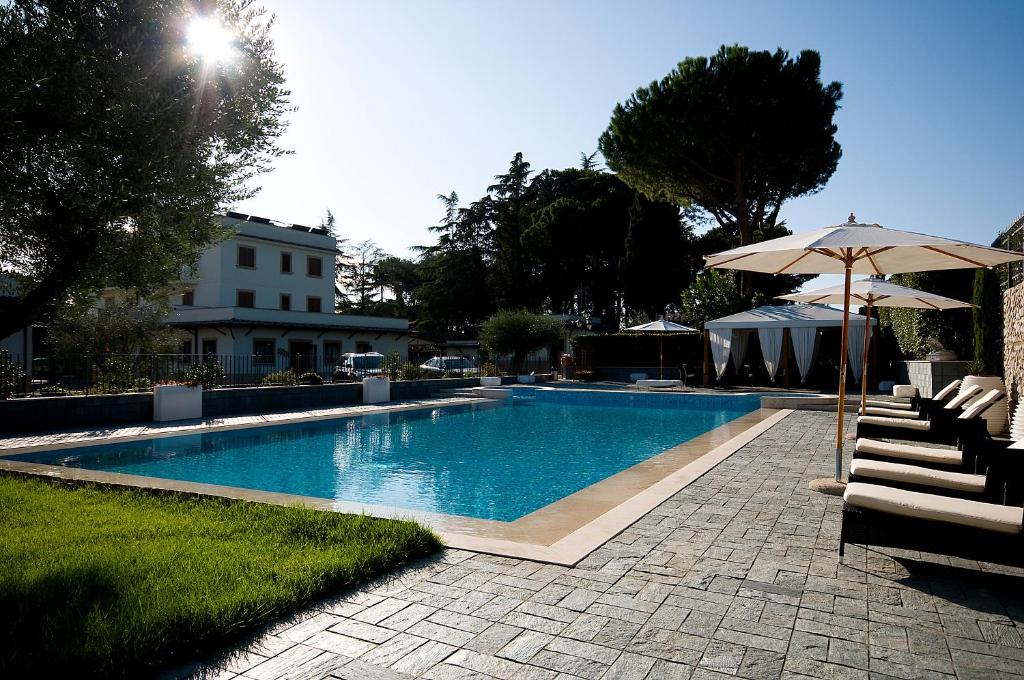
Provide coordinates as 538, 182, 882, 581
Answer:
334, 352, 384, 380
419, 356, 479, 376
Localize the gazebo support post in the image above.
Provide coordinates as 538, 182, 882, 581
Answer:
659, 336, 664, 380
782, 328, 792, 389
859, 300, 873, 415
703, 330, 711, 387
834, 258, 853, 482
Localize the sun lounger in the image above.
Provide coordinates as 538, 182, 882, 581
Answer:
848, 459, 993, 500
839, 482, 1024, 565
855, 384, 989, 442
860, 378, 970, 421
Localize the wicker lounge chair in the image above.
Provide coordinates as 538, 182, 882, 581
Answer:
863, 379, 963, 418
855, 384, 987, 442
839, 482, 1024, 565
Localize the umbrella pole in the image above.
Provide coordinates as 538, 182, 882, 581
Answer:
834, 263, 853, 482
859, 300, 873, 415
659, 337, 664, 380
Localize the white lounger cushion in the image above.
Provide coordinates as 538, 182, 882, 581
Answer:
863, 407, 920, 418
857, 415, 931, 431
945, 384, 983, 410
850, 459, 986, 493
865, 400, 914, 410
932, 379, 962, 402
894, 384, 919, 399
844, 482, 1022, 534
959, 389, 1005, 420
855, 438, 962, 465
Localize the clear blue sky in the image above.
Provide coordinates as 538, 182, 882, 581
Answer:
237, 0, 1024, 290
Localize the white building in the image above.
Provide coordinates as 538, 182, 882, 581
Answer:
161, 212, 411, 372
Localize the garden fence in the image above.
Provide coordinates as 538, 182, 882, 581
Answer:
7, 351, 553, 397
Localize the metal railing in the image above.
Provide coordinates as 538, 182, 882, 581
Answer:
5, 351, 553, 397
995, 211, 1024, 290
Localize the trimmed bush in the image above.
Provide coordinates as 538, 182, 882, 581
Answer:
260, 369, 298, 386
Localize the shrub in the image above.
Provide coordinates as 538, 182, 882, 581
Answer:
298, 371, 323, 385
479, 362, 499, 377
0, 351, 25, 399
382, 352, 403, 380
37, 385, 71, 397
399, 364, 424, 381
261, 369, 298, 386
92, 356, 139, 394
181, 361, 226, 389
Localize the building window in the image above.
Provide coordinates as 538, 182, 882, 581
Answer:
324, 341, 342, 366
182, 290, 194, 306
280, 293, 291, 311
306, 256, 322, 277
236, 290, 255, 308
280, 252, 292, 274
202, 339, 217, 357
180, 340, 193, 355
253, 339, 275, 364
356, 341, 372, 354
237, 245, 256, 269
306, 296, 322, 313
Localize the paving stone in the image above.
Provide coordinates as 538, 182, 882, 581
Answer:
360, 633, 428, 668
445, 648, 556, 680
495, 629, 553, 663
330, 618, 399, 644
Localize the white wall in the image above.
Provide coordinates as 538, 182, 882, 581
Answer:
179, 216, 337, 312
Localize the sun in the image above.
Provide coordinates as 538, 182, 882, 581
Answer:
186, 15, 236, 64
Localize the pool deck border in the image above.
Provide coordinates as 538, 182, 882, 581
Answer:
0, 395, 792, 566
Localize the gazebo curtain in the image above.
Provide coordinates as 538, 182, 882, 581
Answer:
758, 328, 784, 381
790, 327, 817, 383
731, 330, 751, 372
709, 330, 732, 380
847, 326, 868, 384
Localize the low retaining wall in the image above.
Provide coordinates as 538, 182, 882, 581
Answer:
0, 377, 520, 435
0, 392, 153, 433
895, 360, 971, 398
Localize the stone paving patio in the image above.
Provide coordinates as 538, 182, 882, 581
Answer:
181, 410, 1024, 680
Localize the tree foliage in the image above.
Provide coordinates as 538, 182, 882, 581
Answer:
599, 45, 842, 292
877, 271, 976, 359
46, 298, 187, 359
678, 270, 746, 330
479, 310, 562, 374
0, 0, 292, 338
973, 267, 1003, 375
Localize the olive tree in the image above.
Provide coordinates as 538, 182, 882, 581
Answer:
0, 0, 291, 338
479, 310, 562, 375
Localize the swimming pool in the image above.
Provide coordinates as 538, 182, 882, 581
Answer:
13, 390, 764, 521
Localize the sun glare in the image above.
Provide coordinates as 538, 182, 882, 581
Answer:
186, 15, 236, 64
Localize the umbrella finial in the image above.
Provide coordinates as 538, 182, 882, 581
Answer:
848, 212, 857, 223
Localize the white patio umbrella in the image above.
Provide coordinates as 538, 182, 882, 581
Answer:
778, 278, 973, 414
704, 214, 1023, 483
625, 319, 698, 380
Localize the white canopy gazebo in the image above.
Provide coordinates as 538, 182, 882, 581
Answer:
703, 304, 876, 386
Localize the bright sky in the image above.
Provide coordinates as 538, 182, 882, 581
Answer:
236, 0, 1024, 290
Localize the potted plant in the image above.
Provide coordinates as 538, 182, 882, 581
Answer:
362, 375, 390, 404
153, 379, 202, 422
961, 360, 1007, 435
479, 362, 501, 387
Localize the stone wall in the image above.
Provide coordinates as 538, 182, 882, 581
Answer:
0, 392, 153, 434
895, 360, 971, 398
1003, 281, 1024, 411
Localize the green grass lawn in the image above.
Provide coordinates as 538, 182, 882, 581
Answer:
0, 475, 442, 677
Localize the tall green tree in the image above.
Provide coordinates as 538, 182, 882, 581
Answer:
0, 0, 291, 338
973, 266, 1003, 374
339, 240, 384, 314
487, 153, 535, 309
374, 256, 420, 315
619, 196, 692, 320
599, 45, 842, 292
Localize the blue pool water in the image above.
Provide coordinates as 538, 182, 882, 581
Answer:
16, 390, 763, 521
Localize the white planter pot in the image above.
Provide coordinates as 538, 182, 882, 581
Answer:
362, 377, 390, 404
480, 376, 501, 387
153, 385, 203, 422
960, 375, 1007, 435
